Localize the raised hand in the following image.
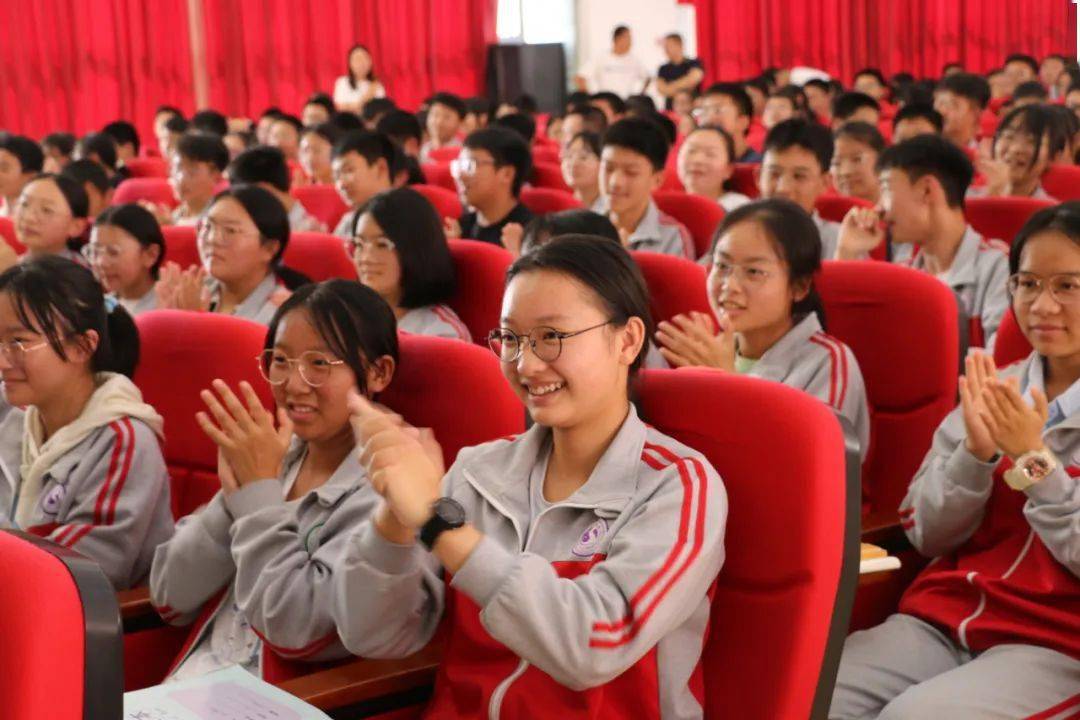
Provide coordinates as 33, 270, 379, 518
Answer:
980, 376, 1049, 460
959, 352, 1000, 462
835, 206, 885, 260
655, 310, 736, 371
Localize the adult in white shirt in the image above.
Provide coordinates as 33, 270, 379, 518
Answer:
333, 45, 386, 114
574, 25, 650, 99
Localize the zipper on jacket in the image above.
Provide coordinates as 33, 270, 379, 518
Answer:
955, 529, 1036, 651
489, 658, 529, 719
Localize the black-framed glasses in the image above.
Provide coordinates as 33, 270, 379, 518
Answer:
1007, 272, 1080, 306
257, 349, 346, 387
487, 321, 613, 363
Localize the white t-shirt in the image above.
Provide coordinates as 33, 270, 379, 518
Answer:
580, 52, 650, 98
332, 76, 386, 110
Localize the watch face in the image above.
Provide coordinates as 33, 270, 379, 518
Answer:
1025, 456, 1052, 481
434, 497, 466, 525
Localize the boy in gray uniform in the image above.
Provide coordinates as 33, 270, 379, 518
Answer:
330, 131, 396, 240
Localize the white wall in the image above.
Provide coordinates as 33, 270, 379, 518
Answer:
573, 0, 696, 79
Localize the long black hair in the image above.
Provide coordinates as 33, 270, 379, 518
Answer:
93, 204, 166, 279
346, 44, 377, 88
1009, 201, 1080, 274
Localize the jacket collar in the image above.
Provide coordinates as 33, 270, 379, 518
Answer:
747, 313, 822, 378
281, 437, 366, 507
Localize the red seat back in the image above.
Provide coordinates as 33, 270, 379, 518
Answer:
421, 162, 457, 192
124, 157, 169, 179
412, 184, 463, 221
291, 185, 349, 230
815, 194, 873, 224
519, 187, 582, 215
0, 530, 122, 719
631, 251, 711, 326
730, 163, 760, 198
637, 370, 858, 720
282, 232, 354, 282
532, 146, 560, 165
993, 307, 1032, 367
428, 146, 462, 163
0, 217, 26, 255
134, 310, 274, 517
652, 191, 725, 259
966, 196, 1055, 246
817, 261, 960, 515
112, 178, 178, 208
161, 225, 199, 269
530, 161, 572, 192
446, 239, 512, 346
1040, 164, 1080, 201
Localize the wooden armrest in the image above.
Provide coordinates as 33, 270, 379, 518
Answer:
861, 510, 908, 548
277, 639, 443, 710
118, 585, 167, 633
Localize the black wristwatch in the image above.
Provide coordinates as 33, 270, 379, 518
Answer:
419, 497, 466, 550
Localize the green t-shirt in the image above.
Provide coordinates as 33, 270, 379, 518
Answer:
734, 354, 758, 374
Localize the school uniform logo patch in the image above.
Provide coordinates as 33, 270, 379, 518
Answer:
572, 518, 608, 558
41, 483, 66, 516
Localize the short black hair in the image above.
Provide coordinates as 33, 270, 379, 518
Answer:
76, 133, 118, 170
427, 92, 467, 119
191, 109, 229, 137
155, 104, 183, 119
612, 25, 630, 41
566, 91, 591, 108
937, 72, 991, 109
566, 105, 609, 135
1009, 201, 1080, 275
591, 92, 627, 116
834, 121, 885, 154
893, 103, 944, 132
646, 112, 677, 145
332, 130, 400, 173
995, 104, 1071, 168
465, 96, 495, 119
330, 111, 365, 132
566, 130, 602, 157
494, 112, 536, 143
625, 94, 657, 116
876, 134, 973, 208
664, 32, 683, 44
361, 97, 397, 124
764, 119, 834, 172
164, 115, 190, 134
0, 133, 45, 174
176, 133, 229, 171
521, 209, 620, 254
353, 187, 457, 308
831, 92, 880, 122
703, 82, 753, 119
1005, 53, 1039, 76
102, 121, 140, 156
61, 159, 111, 194
942, 61, 963, 73
229, 146, 291, 192
463, 126, 533, 196
305, 92, 335, 116
601, 117, 670, 172
1013, 81, 1049, 102
376, 110, 423, 145
301, 121, 342, 147
854, 68, 887, 87
271, 113, 304, 138
41, 133, 76, 158
511, 93, 539, 116
804, 78, 831, 94
94, 203, 166, 277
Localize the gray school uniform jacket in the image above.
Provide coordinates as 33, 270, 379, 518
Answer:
208, 272, 291, 327
333, 405, 727, 719
897, 354, 1080, 659
0, 396, 173, 590
150, 440, 376, 674
398, 304, 472, 342
626, 200, 696, 260
903, 227, 1010, 350
813, 213, 841, 261
114, 289, 158, 317
745, 313, 871, 460
333, 208, 360, 240
287, 201, 328, 234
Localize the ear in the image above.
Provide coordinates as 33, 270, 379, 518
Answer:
790, 276, 812, 304
916, 174, 941, 206
496, 164, 517, 190
70, 329, 100, 364
142, 243, 162, 271
617, 316, 646, 368
364, 354, 396, 394
259, 238, 281, 264
67, 217, 88, 239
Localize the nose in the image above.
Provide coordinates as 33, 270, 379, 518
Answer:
515, 339, 549, 375
1029, 285, 1062, 316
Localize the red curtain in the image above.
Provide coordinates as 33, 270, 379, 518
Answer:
200, 0, 497, 118
0, 0, 195, 140
685, 0, 1076, 84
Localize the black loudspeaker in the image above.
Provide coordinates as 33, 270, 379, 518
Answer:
486, 43, 567, 114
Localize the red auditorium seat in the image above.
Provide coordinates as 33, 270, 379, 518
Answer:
112, 178, 178, 208
161, 225, 199, 269
421, 162, 457, 192
653, 190, 725, 259
730, 163, 760, 198
412, 183, 463, 220
531, 145, 560, 165
283, 232, 355, 281
291, 184, 349, 230
992, 307, 1032, 368
1041, 164, 1080, 201
428, 146, 462, 163
446, 239, 513, 345
123, 157, 168, 179
0, 216, 26, 254
133, 310, 274, 518
817, 261, 960, 516
530, 161, 572, 192
630, 251, 711, 325
966, 196, 1054, 246
520, 186, 582, 215
815, 194, 873, 224
0, 530, 122, 719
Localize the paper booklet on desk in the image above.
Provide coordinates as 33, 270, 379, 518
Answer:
124, 665, 332, 720
860, 542, 902, 575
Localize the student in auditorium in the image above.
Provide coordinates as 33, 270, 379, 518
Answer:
972, 104, 1067, 201
695, 83, 763, 162
655, 198, 870, 458
560, 131, 606, 213
420, 92, 466, 163
449, 126, 534, 246
5, 173, 91, 270
831, 122, 885, 205
151, 279, 398, 680
86, 204, 165, 317
892, 103, 944, 144
0, 256, 172, 590
301, 93, 335, 128
934, 72, 991, 151
836, 135, 1009, 350
0, 134, 45, 219
830, 92, 881, 131
155, 185, 304, 326
330, 130, 397, 240
40, 132, 75, 174
159, 133, 229, 227
350, 187, 470, 341
298, 122, 340, 186
504, 207, 620, 258
831, 202, 1080, 719
61, 159, 113, 218
267, 114, 303, 166
757, 119, 841, 258
334, 236, 727, 718
677, 125, 752, 213
228, 146, 326, 233
332, 44, 386, 114
600, 117, 694, 259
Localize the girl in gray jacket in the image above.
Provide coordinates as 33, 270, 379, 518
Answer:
150, 280, 398, 680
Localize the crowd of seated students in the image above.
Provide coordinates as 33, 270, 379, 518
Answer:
0, 46, 1078, 719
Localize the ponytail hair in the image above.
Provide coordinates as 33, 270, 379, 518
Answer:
710, 198, 828, 329
0, 256, 140, 377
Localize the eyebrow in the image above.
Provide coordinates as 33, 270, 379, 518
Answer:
718, 253, 774, 264
500, 314, 572, 324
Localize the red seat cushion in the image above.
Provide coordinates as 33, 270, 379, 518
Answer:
0, 216, 26, 254
652, 191, 724, 259
520, 187, 582, 215
412, 184, 463, 221
993, 307, 1032, 368
630, 251, 711, 326
966, 196, 1055, 246
421, 163, 457, 192
428, 146, 462, 163
1041, 164, 1080, 201
124, 157, 169, 179
530, 161, 572, 192
161, 225, 199, 269
815, 194, 873, 224
730, 163, 760, 198
290, 184, 349, 230
113, 178, 178, 208
283, 232, 354, 282
446, 239, 512, 346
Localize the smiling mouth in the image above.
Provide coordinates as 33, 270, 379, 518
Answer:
524, 381, 565, 397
